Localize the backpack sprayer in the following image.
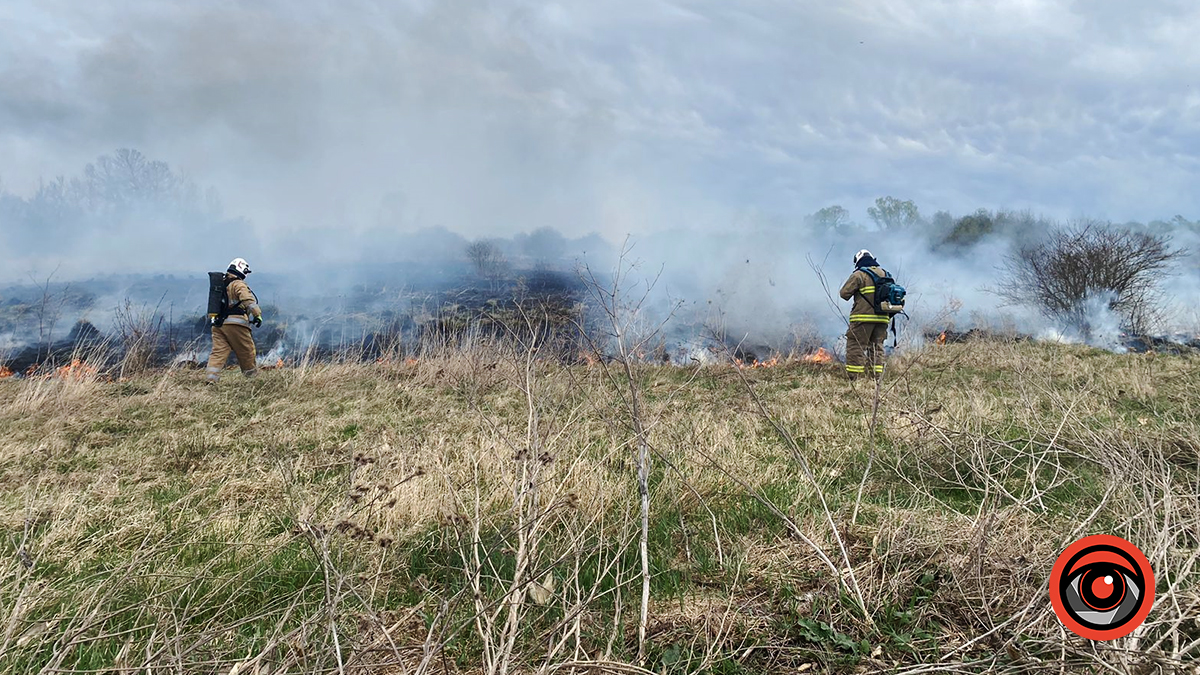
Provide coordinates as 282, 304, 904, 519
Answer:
861, 267, 909, 346
207, 272, 229, 327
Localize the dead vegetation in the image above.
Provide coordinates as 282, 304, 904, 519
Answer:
0, 333, 1197, 674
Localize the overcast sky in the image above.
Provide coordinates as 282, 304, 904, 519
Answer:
3, 0, 1199, 244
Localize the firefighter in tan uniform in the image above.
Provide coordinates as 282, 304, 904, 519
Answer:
839, 250, 890, 378
205, 258, 263, 384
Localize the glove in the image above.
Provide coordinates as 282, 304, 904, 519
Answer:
251, 315, 263, 328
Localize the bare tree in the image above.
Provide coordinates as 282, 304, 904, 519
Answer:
998, 221, 1187, 336
27, 266, 68, 365
6, 149, 248, 262
77, 148, 177, 209
466, 240, 510, 288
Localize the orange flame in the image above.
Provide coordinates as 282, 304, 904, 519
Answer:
276, 358, 284, 369
54, 359, 98, 381
0, 365, 12, 379
937, 331, 947, 346
801, 347, 834, 364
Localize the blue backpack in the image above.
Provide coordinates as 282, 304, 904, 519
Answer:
860, 267, 907, 314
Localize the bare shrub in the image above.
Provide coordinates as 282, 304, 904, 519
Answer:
577, 243, 673, 663
998, 221, 1187, 335
113, 297, 165, 377
26, 267, 69, 364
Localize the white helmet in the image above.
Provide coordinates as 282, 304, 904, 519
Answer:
853, 249, 872, 266
227, 258, 252, 276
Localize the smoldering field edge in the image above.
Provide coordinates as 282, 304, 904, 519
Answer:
4, 223, 1200, 377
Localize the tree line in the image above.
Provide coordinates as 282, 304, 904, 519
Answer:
0, 148, 251, 258
806, 196, 1199, 249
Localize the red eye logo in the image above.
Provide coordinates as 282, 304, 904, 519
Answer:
1049, 534, 1154, 640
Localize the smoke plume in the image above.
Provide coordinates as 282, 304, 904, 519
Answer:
2, 0, 1200, 357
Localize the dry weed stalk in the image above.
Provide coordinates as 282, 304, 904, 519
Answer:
576, 240, 682, 664
419, 305, 644, 674
113, 294, 167, 378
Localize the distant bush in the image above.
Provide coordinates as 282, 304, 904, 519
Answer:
935, 209, 1048, 251
466, 240, 510, 288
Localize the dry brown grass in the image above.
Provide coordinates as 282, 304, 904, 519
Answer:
0, 338, 1196, 673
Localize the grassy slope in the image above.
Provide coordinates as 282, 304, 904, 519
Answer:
0, 340, 1196, 673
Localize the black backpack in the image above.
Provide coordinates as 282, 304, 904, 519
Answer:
207, 272, 231, 327
860, 267, 907, 314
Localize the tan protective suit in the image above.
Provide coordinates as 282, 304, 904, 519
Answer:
206, 277, 263, 382
839, 266, 890, 377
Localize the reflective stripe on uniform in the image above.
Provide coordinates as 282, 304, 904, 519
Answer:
849, 314, 890, 323
846, 365, 866, 373
873, 365, 884, 372
860, 286, 875, 294
224, 315, 251, 327
246, 302, 260, 313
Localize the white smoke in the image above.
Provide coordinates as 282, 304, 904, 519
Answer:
1035, 291, 1127, 353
